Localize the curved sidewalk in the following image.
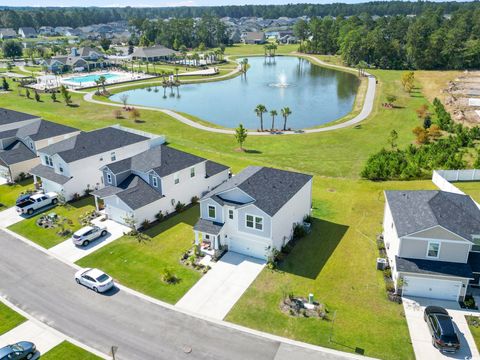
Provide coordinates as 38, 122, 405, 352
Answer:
83, 55, 376, 136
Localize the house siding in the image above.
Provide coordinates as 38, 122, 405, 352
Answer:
400, 237, 470, 263
237, 204, 271, 239
409, 226, 468, 242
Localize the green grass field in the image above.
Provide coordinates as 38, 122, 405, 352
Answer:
42, 341, 102, 360
77, 205, 202, 304
0, 302, 26, 336
8, 197, 96, 249
0, 178, 34, 209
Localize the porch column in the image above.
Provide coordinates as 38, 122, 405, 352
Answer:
194, 231, 199, 245
214, 235, 219, 250
33, 174, 37, 184
94, 196, 99, 212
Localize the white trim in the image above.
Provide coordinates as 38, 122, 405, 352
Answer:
426, 240, 441, 259
106, 172, 112, 184
404, 235, 471, 245
152, 176, 158, 188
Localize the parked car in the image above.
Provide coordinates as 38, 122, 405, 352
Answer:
72, 225, 107, 247
0, 341, 36, 360
424, 306, 460, 353
75, 268, 114, 293
15, 192, 58, 215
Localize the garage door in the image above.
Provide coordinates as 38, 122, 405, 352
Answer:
229, 236, 268, 260
403, 276, 462, 301
106, 205, 129, 225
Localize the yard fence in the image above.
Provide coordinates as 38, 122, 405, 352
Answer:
432, 169, 480, 207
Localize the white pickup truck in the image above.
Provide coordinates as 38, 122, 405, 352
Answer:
15, 192, 58, 215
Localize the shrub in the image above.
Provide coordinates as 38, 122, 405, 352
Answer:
385, 280, 395, 293
141, 219, 151, 229
71, 193, 81, 201
175, 201, 186, 213
161, 267, 178, 284
383, 268, 392, 278
155, 210, 164, 221
293, 223, 307, 240
303, 214, 313, 224
464, 296, 476, 309
191, 196, 199, 204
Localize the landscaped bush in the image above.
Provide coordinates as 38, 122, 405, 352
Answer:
141, 219, 152, 230
383, 268, 392, 278
155, 210, 164, 222
190, 196, 199, 204
303, 214, 313, 224
160, 267, 178, 284
293, 223, 307, 240
175, 201, 186, 213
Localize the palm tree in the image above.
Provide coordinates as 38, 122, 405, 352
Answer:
270, 43, 277, 56
254, 104, 267, 131
281, 107, 292, 131
241, 58, 249, 74
174, 67, 179, 81
270, 109, 277, 131
98, 75, 107, 93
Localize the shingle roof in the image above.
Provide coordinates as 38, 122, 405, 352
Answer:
19, 27, 37, 36
131, 45, 177, 58
396, 256, 473, 279
0, 140, 36, 165
15, 120, 78, 141
40, 127, 149, 163
29, 164, 71, 185
385, 190, 480, 241
194, 218, 224, 235
114, 175, 162, 210
205, 160, 229, 178
205, 166, 312, 217
0, 129, 20, 140
105, 145, 210, 177
0, 108, 38, 126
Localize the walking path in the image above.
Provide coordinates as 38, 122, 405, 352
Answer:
82, 55, 376, 136
176, 252, 265, 320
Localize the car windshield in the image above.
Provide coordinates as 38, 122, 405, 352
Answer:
437, 315, 456, 335
11, 344, 23, 351
96, 274, 109, 282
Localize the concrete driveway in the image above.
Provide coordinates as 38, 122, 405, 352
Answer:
176, 252, 265, 319
403, 297, 480, 360
0, 207, 24, 228
49, 218, 130, 263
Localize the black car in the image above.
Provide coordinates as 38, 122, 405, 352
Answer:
424, 306, 460, 353
0, 342, 36, 360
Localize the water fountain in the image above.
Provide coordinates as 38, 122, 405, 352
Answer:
269, 72, 295, 88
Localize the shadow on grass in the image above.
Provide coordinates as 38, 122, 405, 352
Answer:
143, 205, 199, 238
67, 196, 95, 209
244, 149, 262, 154
279, 218, 348, 280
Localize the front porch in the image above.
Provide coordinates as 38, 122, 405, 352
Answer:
193, 218, 225, 259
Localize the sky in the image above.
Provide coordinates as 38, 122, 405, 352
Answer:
0, 0, 470, 7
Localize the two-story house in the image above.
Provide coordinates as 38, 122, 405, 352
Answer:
0, 119, 79, 182
383, 190, 480, 301
29, 126, 164, 201
92, 145, 229, 228
193, 166, 313, 260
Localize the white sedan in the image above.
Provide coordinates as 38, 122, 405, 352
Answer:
75, 268, 114, 293
72, 225, 107, 247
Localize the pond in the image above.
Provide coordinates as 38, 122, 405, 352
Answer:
110, 56, 360, 129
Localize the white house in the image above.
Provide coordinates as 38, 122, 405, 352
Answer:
92, 145, 230, 228
383, 190, 480, 301
0, 119, 80, 182
30, 126, 164, 201
194, 166, 313, 260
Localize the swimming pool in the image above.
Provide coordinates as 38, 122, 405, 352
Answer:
64, 73, 120, 84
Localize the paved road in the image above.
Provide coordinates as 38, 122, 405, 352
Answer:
0, 231, 366, 360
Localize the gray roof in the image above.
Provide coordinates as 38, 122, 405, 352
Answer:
0, 28, 17, 37
194, 218, 224, 235
15, 120, 78, 141
29, 164, 71, 185
242, 32, 265, 41
40, 127, 149, 163
396, 256, 473, 279
131, 45, 176, 59
0, 140, 35, 165
385, 190, 480, 241
19, 27, 37, 36
205, 166, 312, 216
105, 145, 211, 178
0, 129, 20, 140
206, 160, 229, 178
111, 175, 162, 210
0, 108, 38, 126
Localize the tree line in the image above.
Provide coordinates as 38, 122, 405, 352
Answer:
1, 2, 479, 29
296, 8, 480, 70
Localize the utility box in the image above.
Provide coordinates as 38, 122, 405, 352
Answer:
377, 257, 388, 270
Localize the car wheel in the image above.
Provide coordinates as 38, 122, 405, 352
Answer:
52, 198, 58, 205
82, 240, 90, 247
93, 287, 99, 293
75, 278, 80, 284
101, 230, 107, 237
27, 208, 33, 215
26, 353, 33, 360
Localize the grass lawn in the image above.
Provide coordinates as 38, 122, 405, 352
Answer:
0, 178, 34, 209
466, 316, 480, 351
226, 177, 435, 360
42, 341, 102, 360
8, 197, 96, 249
451, 182, 480, 203
77, 205, 202, 304
0, 302, 26, 335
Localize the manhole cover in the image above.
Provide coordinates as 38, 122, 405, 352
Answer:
183, 346, 192, 354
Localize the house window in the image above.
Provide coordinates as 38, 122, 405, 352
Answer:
174, 173, 179, 184
29, 141, 34, 150
59, 166, 63, 173
208, 205, 216, 219
426, 241, 440, 258
152, 177, 158, 188
44, 156, 53, 167
190, 167, 195, 178
106, 173, 112, 184
111, 152, 116, 161
229, 209, 233, 219
246, 214, 263, 231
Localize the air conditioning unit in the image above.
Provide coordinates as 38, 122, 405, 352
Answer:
376, 257, 388, 270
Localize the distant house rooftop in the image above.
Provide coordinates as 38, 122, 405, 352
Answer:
0, 108, 39, 126
131, 45, 177, 59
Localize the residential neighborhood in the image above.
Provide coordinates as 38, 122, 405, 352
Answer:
2, 1, 480, 360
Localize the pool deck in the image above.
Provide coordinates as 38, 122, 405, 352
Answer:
60, 71, 155, 90
83, 56, 376, 135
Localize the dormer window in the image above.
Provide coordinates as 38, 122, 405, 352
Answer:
174, 172, 179, 185
111, 152, 116, 161
106, 173, 112, 184
44, 155, 53, 167
152, 176, 158, 188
